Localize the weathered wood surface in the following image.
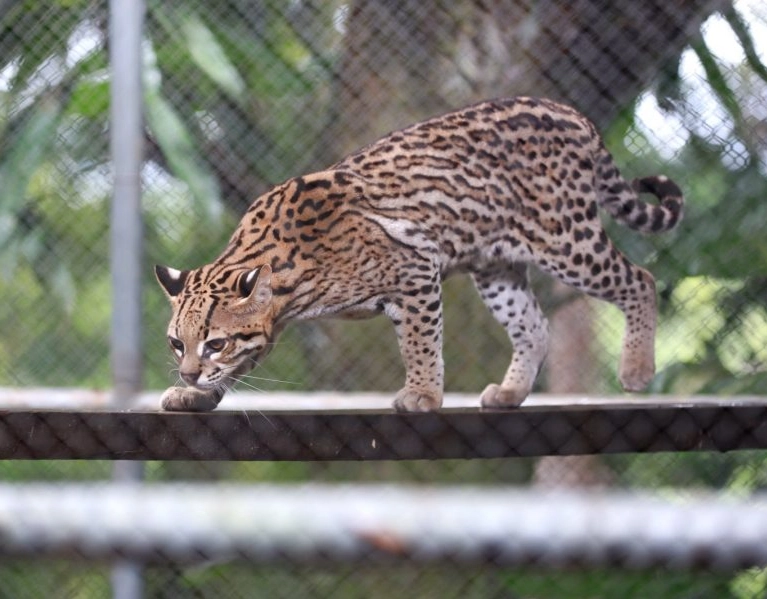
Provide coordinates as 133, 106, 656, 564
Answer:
0, 392, 765, 460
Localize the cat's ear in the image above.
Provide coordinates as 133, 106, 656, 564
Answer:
233, 264, 272, 314
155, 265, 190, 299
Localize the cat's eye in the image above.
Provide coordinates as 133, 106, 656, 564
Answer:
205, 338, 226, 352
168, 337, 184, 354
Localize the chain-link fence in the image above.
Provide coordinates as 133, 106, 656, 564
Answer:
2, 0, 767, 596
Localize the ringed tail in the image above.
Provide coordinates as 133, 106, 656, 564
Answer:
595, 144, 684, 234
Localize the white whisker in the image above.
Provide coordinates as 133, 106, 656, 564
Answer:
241, 406, 276, 429
217, 361, 299, 389
236, 373, 300, 386
226, 388, 276, 429
232, 378, 266, 393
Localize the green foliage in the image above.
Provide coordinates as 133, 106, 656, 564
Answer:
0, 561, 110, 599
143, 84, 224, 224
505, 569, 735, 599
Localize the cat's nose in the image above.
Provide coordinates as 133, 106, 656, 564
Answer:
180, 370, 201, 386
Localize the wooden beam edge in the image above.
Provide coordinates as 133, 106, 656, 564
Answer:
1, 400, 766, 461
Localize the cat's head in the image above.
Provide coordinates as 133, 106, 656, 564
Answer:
154, 263, 276, 390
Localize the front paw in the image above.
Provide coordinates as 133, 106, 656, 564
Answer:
392, 387, 442, 412
480, 383, 528, 409
160, 386, 222, 412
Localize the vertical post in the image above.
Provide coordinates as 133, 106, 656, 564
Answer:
109, 0, 146, 598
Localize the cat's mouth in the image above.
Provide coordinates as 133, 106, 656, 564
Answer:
182, 369, 231, 392
193, 362, 257, 392
188, 379, 218, 391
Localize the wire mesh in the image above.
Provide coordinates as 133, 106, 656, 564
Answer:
2, 0, 767, 597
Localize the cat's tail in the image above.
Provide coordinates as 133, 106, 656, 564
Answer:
595, 145, 684, 234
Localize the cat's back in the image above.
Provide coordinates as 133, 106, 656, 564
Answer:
334, 96, 598, 181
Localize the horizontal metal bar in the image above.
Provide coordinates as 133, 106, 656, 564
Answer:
1, 483, 765, 569
0, 398, 766, 460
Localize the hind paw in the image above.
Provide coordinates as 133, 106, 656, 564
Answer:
619, 368, 654, 392
619, 356, 654, 392
480, 383, 529, 409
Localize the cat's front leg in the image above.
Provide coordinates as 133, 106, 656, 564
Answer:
160, 386, 224, 411
386, 287, 445, 412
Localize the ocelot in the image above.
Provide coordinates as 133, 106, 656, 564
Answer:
155, 96, 683, 412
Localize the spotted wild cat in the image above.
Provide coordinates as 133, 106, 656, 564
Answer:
155, 96, 683, 412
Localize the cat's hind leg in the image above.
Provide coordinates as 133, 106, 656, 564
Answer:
537, 232, 658, 393
471, 263, 549, 408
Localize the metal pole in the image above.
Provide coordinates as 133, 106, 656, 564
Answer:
109, 0, 146, 597
110, 2, 144, 402
2, 484, 767, 570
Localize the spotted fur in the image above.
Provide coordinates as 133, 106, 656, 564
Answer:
155, 96, 683, 412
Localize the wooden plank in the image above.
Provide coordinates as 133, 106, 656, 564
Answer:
0, 388, 765, 410
1, 397, 766, 460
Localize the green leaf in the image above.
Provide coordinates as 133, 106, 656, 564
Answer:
67, 79, 110, 118
654, 54, 683, 110
144, 88, 223, 223
49, 264, 77, 314
724, 6, 767, 85
690, 35, 748, 150
181, 13, 246, 102
0, 94, 63, 220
